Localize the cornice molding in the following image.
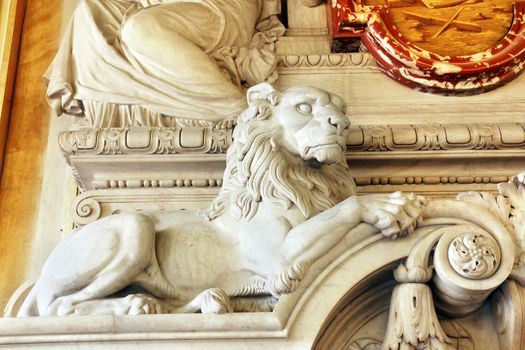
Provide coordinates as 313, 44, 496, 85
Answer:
58, 122, 525, 191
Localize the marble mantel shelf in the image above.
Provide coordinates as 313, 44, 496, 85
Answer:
0, 313, 288, 344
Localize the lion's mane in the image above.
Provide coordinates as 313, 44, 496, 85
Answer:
205, 92, 357, 221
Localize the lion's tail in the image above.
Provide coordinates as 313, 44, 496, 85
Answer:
16, 282, 41, 317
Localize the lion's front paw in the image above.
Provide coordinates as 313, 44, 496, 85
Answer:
360, 191, 426, 239
266, 262, 308, 297
196, 288, 233, 314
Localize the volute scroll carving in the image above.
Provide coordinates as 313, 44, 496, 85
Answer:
380, 175, 525, 349
312, 174, 525, 350
72, 196, 102, 226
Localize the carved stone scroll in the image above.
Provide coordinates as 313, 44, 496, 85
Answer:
381, 174, 525, 349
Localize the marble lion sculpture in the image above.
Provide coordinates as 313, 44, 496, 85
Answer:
18, 84, 425, 316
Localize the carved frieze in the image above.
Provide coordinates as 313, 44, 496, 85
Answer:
59, 121, 234, 156
60, 122, 525, 156
347, 122, 525, 152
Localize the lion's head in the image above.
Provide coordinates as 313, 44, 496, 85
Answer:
206, 83, 357, 221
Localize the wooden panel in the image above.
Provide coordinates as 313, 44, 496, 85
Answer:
0, 0, 63, 312
0, 0, 25, 176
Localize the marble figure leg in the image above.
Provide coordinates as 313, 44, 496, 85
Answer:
120, 3, 245, 106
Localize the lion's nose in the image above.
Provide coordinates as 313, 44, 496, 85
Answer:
328, 115, 350, 132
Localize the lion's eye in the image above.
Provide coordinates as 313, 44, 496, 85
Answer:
296, 103, 312, 114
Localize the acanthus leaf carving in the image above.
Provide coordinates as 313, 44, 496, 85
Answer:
154, 128, 179, 154
382, 283, 451, 350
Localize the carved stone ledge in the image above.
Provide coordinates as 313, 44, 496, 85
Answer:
72, 188, 218, 226
60, 122, 525, 192
67, 153, 226, 191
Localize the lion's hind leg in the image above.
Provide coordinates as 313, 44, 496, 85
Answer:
29, 213, 157, 316
47, 293, 165, 316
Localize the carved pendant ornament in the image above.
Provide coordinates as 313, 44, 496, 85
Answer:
329, 0, 525, 94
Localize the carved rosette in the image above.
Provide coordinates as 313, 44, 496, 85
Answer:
448, 232, 500, 280
429, 219, 514, 316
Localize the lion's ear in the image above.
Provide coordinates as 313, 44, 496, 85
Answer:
247, 83, 277, 105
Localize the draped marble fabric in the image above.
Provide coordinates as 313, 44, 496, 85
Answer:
46, 0, 284, 124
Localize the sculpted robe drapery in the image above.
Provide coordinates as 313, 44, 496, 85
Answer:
46, 0, 284, 125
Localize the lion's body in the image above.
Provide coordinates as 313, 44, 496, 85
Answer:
18, 84, 423, 316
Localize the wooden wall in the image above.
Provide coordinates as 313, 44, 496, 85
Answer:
0, 0, 25, 176
0, 0, 63, 312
